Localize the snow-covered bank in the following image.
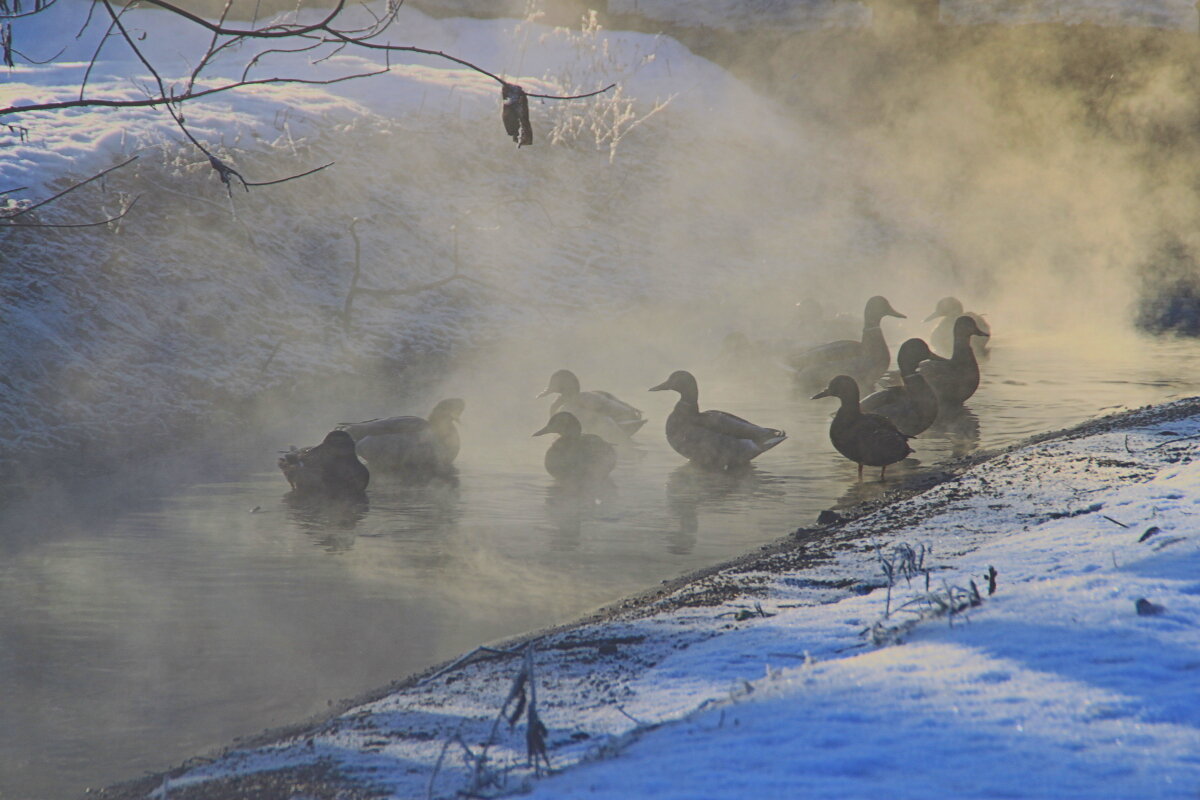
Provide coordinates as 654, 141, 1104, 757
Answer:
94, 398, 1200, 799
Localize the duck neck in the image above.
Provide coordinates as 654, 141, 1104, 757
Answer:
675, 395, 700, 417
861, 324, 888, 365
834, 394, 862, 422
951, 333, 978, 365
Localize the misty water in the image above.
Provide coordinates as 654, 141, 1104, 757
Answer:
3, 327, 1200, 799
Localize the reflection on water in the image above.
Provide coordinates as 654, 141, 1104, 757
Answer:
2, 335, 1200, 798
926, 405, 981, 458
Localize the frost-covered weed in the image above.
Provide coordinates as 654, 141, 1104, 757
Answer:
514, 3, 674, 162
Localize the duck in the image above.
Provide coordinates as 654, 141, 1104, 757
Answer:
812, 375, 913, 480
338, 398, 465, 474
277, 430, 370, 497
649, 370, 786, 470
917, 316, 989, 406
533, 411, 617, 481
789, 295, 907, 390
926, 296, 990, 357
538, 369, 646, 443
860, 338, 940, 436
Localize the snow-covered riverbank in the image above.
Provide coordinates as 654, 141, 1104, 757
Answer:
94, 398, 1200, 799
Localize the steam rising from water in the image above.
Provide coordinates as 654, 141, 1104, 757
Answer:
5, 5, 1200, 469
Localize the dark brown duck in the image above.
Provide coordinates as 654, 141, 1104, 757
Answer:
533, 411, 617, 481
860, 338, 940, 436
926, 296, 991, 358
649, 370, 786, 470
918, 315, 990, 406
813, 374, 913, 480
277, 429, 369, 497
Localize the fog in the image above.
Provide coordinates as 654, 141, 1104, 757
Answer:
3, 2, 1200, 480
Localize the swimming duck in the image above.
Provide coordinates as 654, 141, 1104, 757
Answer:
338, 398, 465, 474
649, 370, 786, 470
918, 316, 989, 406
789, 296, 906, 390
926, 297, 990, 357
533, 411, 617, 481
538, 369, 646, 443
860, 338, 940, 436
277, 430, 369, 497
812, 375, 913, 480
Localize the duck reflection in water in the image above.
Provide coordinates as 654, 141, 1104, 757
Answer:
666, 462, 777, 555
283, 491, 369, 552
928, 404, 981, 458
543, 479, 617, 549
370, 474, 463, 534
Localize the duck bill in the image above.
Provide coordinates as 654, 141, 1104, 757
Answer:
648, 380, 671, 392
889, 310, 908, 320
531, 423, 552, 437
811, 388, 832, 400
535, 387, 554, 399
923, 311, 942, 322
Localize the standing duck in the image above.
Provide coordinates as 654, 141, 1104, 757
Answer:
812, 375, 913, 480
278, 430, 369, 497
533, 411, 617, 482
926, 296, 990, 357
789, 296, 907, 390
338, 398, 465, 474
918, 316, 989, 406
860, 338, 940, 436
538, 369, 647, 443
649, 370, 786, 470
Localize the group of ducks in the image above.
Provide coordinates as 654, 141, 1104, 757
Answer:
278, 295, 991, 497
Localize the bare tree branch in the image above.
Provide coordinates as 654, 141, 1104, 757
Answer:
0, 0, 59, 21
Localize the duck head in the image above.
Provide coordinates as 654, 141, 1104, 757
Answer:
896, 338, 935, 376
533, 411, 583, 439
429, 397, 466, 423
954, 315, 990, 340
649, 370, 699, 401
864, 296, 906, 326
925, 296, 965, 322
537, 369, 581, 399
812, 374, 861, 404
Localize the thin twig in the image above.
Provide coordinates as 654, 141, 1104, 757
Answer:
5, 155, 138, 219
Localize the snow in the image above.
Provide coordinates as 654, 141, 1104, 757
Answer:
121, 400, 1200, 799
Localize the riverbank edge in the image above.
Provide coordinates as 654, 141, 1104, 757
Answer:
90, 395, 1200, 800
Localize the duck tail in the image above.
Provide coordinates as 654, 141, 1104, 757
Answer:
758, 432, 787, 452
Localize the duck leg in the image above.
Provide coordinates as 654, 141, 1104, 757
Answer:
857, 462, 864, 481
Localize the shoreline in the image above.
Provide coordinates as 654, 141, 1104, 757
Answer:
92, 396, 1200, 799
